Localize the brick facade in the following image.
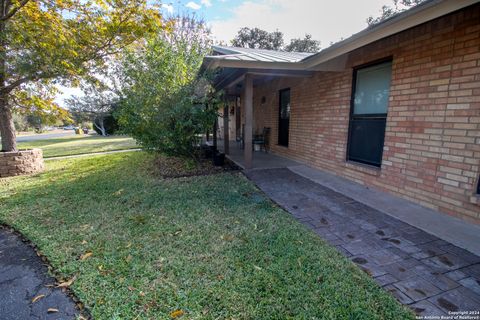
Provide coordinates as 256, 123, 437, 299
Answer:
247, 5, 480, 223
0, 149, 44, 178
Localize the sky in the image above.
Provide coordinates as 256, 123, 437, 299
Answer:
164, 0, 393, 46
57, 0, 393, 107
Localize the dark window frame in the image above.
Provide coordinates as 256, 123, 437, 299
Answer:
347, 57, 393, 167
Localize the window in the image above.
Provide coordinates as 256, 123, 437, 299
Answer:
477, 176, 480, 195
347, 60, 392, 167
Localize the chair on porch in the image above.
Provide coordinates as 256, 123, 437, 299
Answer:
253, 127, 271, 153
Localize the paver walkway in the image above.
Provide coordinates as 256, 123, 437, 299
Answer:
246, 168, 480, 317
0, 227, 78, 319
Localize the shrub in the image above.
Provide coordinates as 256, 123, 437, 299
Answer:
115, 15, 218, 158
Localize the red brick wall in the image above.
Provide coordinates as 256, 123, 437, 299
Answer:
249, 4, 480, 224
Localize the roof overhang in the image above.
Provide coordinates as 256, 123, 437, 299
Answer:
203, 57, 305, 71
214, 68, 314, 92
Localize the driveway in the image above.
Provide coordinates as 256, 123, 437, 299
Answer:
246, 168, 480, 317
0, 227, 79, 319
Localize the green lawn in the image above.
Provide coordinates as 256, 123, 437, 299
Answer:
0, 152, 413, 319
17, 135, 138, 158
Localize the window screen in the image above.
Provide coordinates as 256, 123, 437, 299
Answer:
348, 61, 392, 167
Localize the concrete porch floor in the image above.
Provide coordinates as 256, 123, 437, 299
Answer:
218, 140, 300, 169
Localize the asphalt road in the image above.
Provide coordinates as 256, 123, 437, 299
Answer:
0, 227, 78, 319
15, 131, 76, 142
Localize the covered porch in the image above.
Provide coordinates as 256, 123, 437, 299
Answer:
202, 46, 333, 170
215, 71, 311, 170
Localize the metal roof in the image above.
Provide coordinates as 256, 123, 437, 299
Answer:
210, 46, 314, 63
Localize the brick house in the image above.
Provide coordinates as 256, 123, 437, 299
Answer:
201, 0, 480, 224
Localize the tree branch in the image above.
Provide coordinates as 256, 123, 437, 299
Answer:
0, 70, 59, 94
0, 76, 31, 94
1, 0, 30, 21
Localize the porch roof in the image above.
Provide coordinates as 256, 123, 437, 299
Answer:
202, 0, 477, 80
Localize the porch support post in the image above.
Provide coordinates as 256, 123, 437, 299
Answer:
244, 73, 253, 169
213, 117, 218, 151
223, 103, 229, 155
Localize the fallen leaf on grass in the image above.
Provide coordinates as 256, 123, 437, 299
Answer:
32, 294, 45, 303
113, 188, 124, 195
57, 276, 76, 288
221, 234, 234, 241
47, 308, 59, 313
170, 309, 184, 318
80, 252, 93, 260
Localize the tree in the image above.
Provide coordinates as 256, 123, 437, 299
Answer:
116, 15, 218, 158
67, 88, 118, 136
367, 0, 426, 25
0, 0, 162, 152
231, 27, 284, 50
285, 34, 320, 53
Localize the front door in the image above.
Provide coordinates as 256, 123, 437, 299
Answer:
278, 88, 290, 146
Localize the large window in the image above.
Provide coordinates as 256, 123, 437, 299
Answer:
347, 60, 392, 167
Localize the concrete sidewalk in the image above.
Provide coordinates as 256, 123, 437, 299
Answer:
246, 168, 480, 317
0, 227, 78, 319
44, 148, 142, 161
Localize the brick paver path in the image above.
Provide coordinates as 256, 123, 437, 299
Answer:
246, 168, 480, 317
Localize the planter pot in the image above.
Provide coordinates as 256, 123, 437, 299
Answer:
0, 149, 44, 178
213, 152, 225, 166
203, 145, 215, 159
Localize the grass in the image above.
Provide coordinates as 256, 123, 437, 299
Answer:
0, 152, 413, 319
17, 135, 138, 158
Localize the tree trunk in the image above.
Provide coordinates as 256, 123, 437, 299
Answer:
0, 19, 16, 152
0, 96, 17, 151
94, 118, 106, 136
